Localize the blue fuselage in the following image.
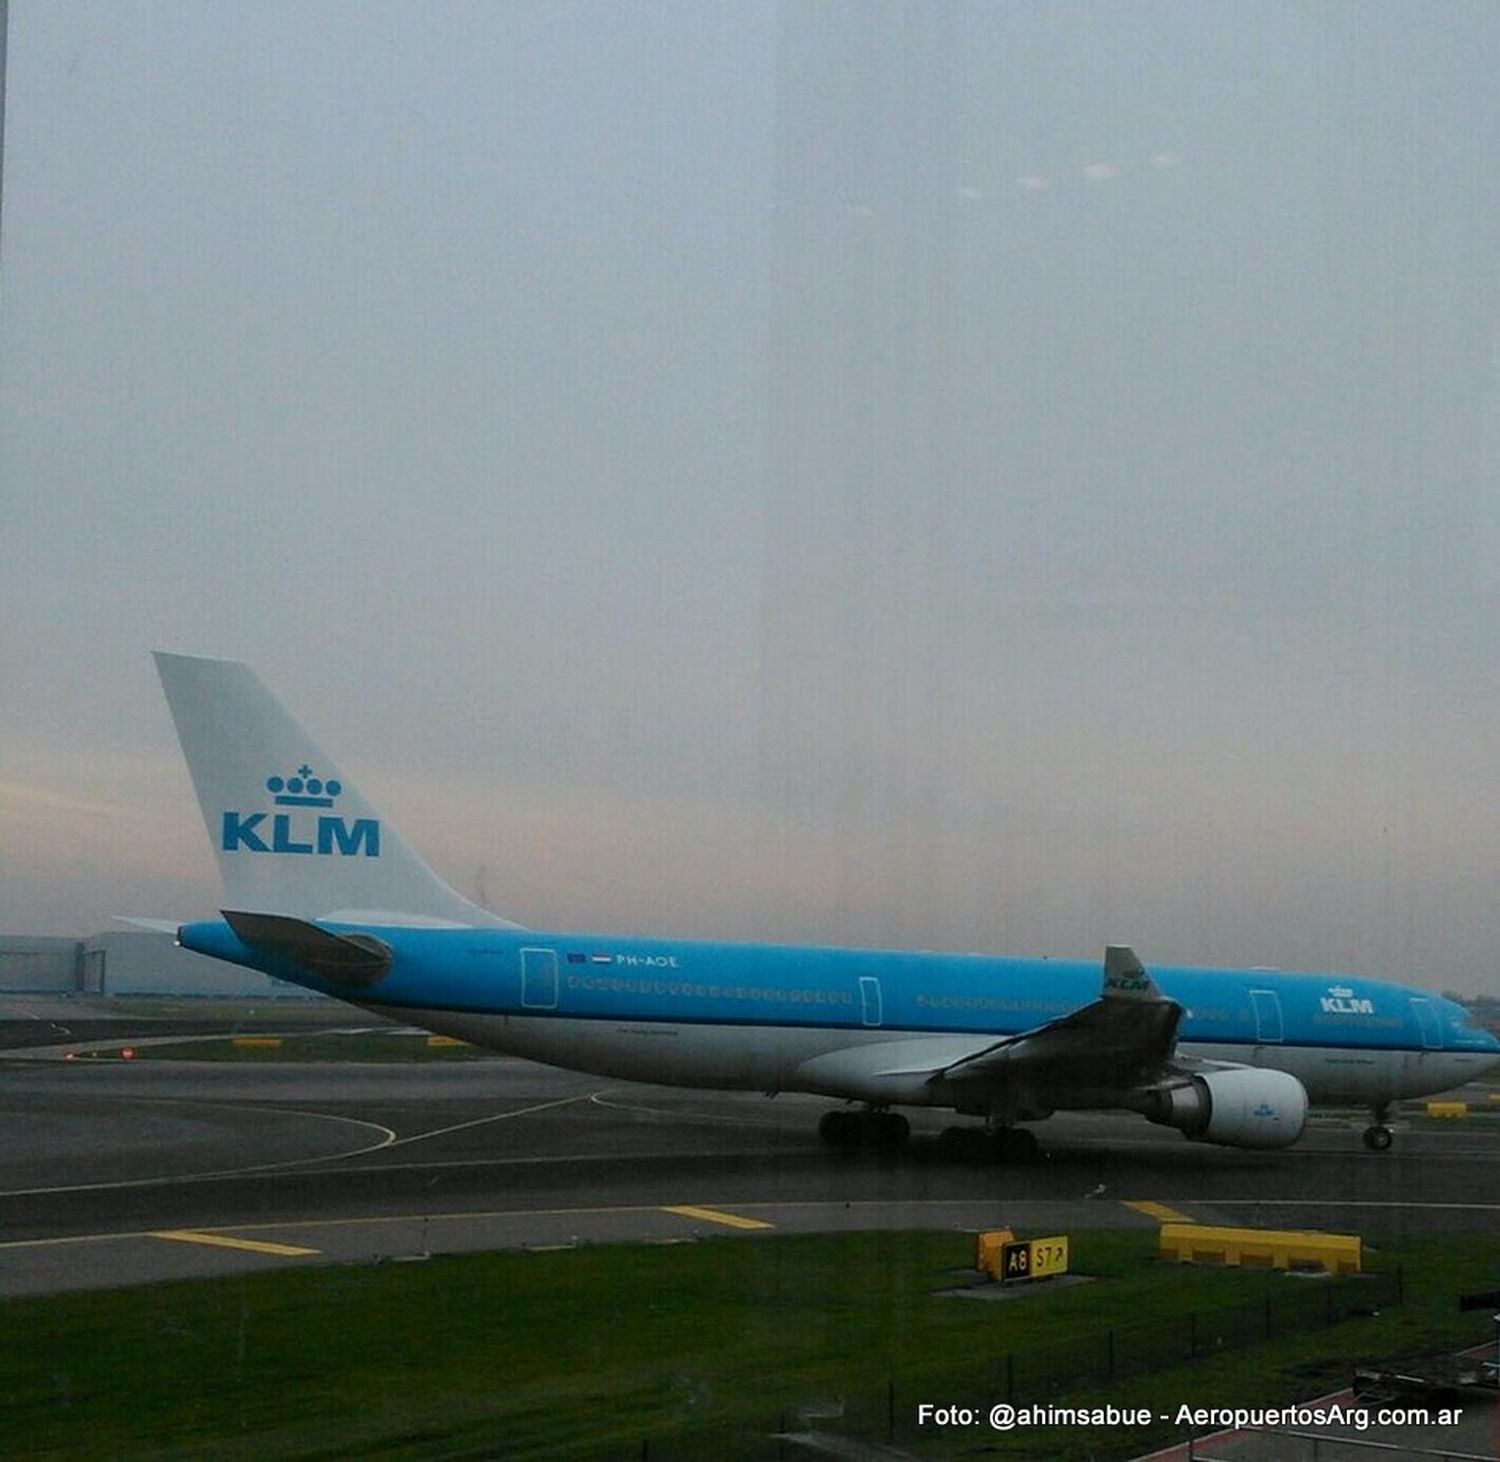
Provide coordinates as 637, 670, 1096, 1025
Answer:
180, 920, 1500, 1108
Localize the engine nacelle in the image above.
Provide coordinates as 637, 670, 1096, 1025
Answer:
1141, 1068, 1308, 1150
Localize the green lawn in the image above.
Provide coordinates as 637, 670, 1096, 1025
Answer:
4, 1229, 1497, 1459
131, 1032, 493, 1062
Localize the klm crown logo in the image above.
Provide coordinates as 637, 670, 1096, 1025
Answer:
267, 765, 342, 808
221, 765, 379, 858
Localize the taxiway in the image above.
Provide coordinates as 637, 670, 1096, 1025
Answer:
2, 1047, 1496, 1298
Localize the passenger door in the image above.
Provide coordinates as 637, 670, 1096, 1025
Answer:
520, 947, 559, 1010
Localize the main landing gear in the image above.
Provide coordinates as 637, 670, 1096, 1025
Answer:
817, 1108, 910, 1150
1362, 1104, 1394, 1152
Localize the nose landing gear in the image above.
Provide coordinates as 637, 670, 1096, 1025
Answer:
1362, 1104, 1394, 1151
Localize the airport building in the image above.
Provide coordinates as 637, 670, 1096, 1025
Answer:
0, 930, 318, 998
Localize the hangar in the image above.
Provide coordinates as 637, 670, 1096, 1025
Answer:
0, 930, 317, 998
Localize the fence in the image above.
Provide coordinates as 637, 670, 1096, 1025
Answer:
622, 1268, 1404, 1460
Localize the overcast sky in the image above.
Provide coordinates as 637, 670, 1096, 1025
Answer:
2, 2, 1496, 994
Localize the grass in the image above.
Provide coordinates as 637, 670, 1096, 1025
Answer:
87, 997, 348, 1026
2, 1229, 1496, 1459
133, 1032, 494, 1062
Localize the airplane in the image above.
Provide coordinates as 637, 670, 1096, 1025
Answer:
149, 652, 1500, 1160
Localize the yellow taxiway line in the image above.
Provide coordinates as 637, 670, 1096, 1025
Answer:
661, 1205, 775, 1231
1123, 1200, 1194, 1223
149, 1229, 321, 1257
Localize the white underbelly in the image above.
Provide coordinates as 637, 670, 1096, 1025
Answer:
373, 1006, 908, 1093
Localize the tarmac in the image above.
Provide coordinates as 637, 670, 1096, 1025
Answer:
3, 997, 1497, 1458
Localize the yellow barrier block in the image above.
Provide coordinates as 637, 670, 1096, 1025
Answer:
1425, 1101, 1467, 1118
975, 1229, 1015, 1280
427, 1035, 468, 1048
1159, 1223, 1361, 1275
231, 1037, 281, 1048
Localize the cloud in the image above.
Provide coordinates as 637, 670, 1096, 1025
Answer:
1081, 162, 1119, 181
0, 780, 132, 822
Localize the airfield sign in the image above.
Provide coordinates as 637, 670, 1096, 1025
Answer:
1000, 1235, 1069, 1282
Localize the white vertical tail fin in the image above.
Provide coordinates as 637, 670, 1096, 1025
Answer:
154, 652, 517, 928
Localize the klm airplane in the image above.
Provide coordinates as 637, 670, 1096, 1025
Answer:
152, 654, 1500, 1159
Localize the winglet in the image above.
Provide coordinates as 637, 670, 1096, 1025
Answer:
1103, 945, 1161, 1001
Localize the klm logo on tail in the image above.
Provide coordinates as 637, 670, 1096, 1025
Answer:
221, 766, 380, 858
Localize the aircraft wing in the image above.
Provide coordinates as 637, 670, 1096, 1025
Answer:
831, 945, 1307, 1150
792, 946, 1184, 1109
936, 946, 1184, 1094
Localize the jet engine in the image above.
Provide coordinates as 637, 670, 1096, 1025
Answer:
1140, 1067, 1308, 1150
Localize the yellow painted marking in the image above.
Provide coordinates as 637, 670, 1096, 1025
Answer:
662, 1205, 775, 1231
2, 1195, 1497, 1263
231, 1037, 281, 1048
1125, 1200, 1193, 1224
150, 1229, 320, 1257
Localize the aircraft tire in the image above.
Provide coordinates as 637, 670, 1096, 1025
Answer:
1362, 1124, 1393, 1152
873, 1111, 910, 1148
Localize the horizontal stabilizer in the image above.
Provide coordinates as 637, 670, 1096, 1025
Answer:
222, 910, 392, 986
114, 917, 183, 934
